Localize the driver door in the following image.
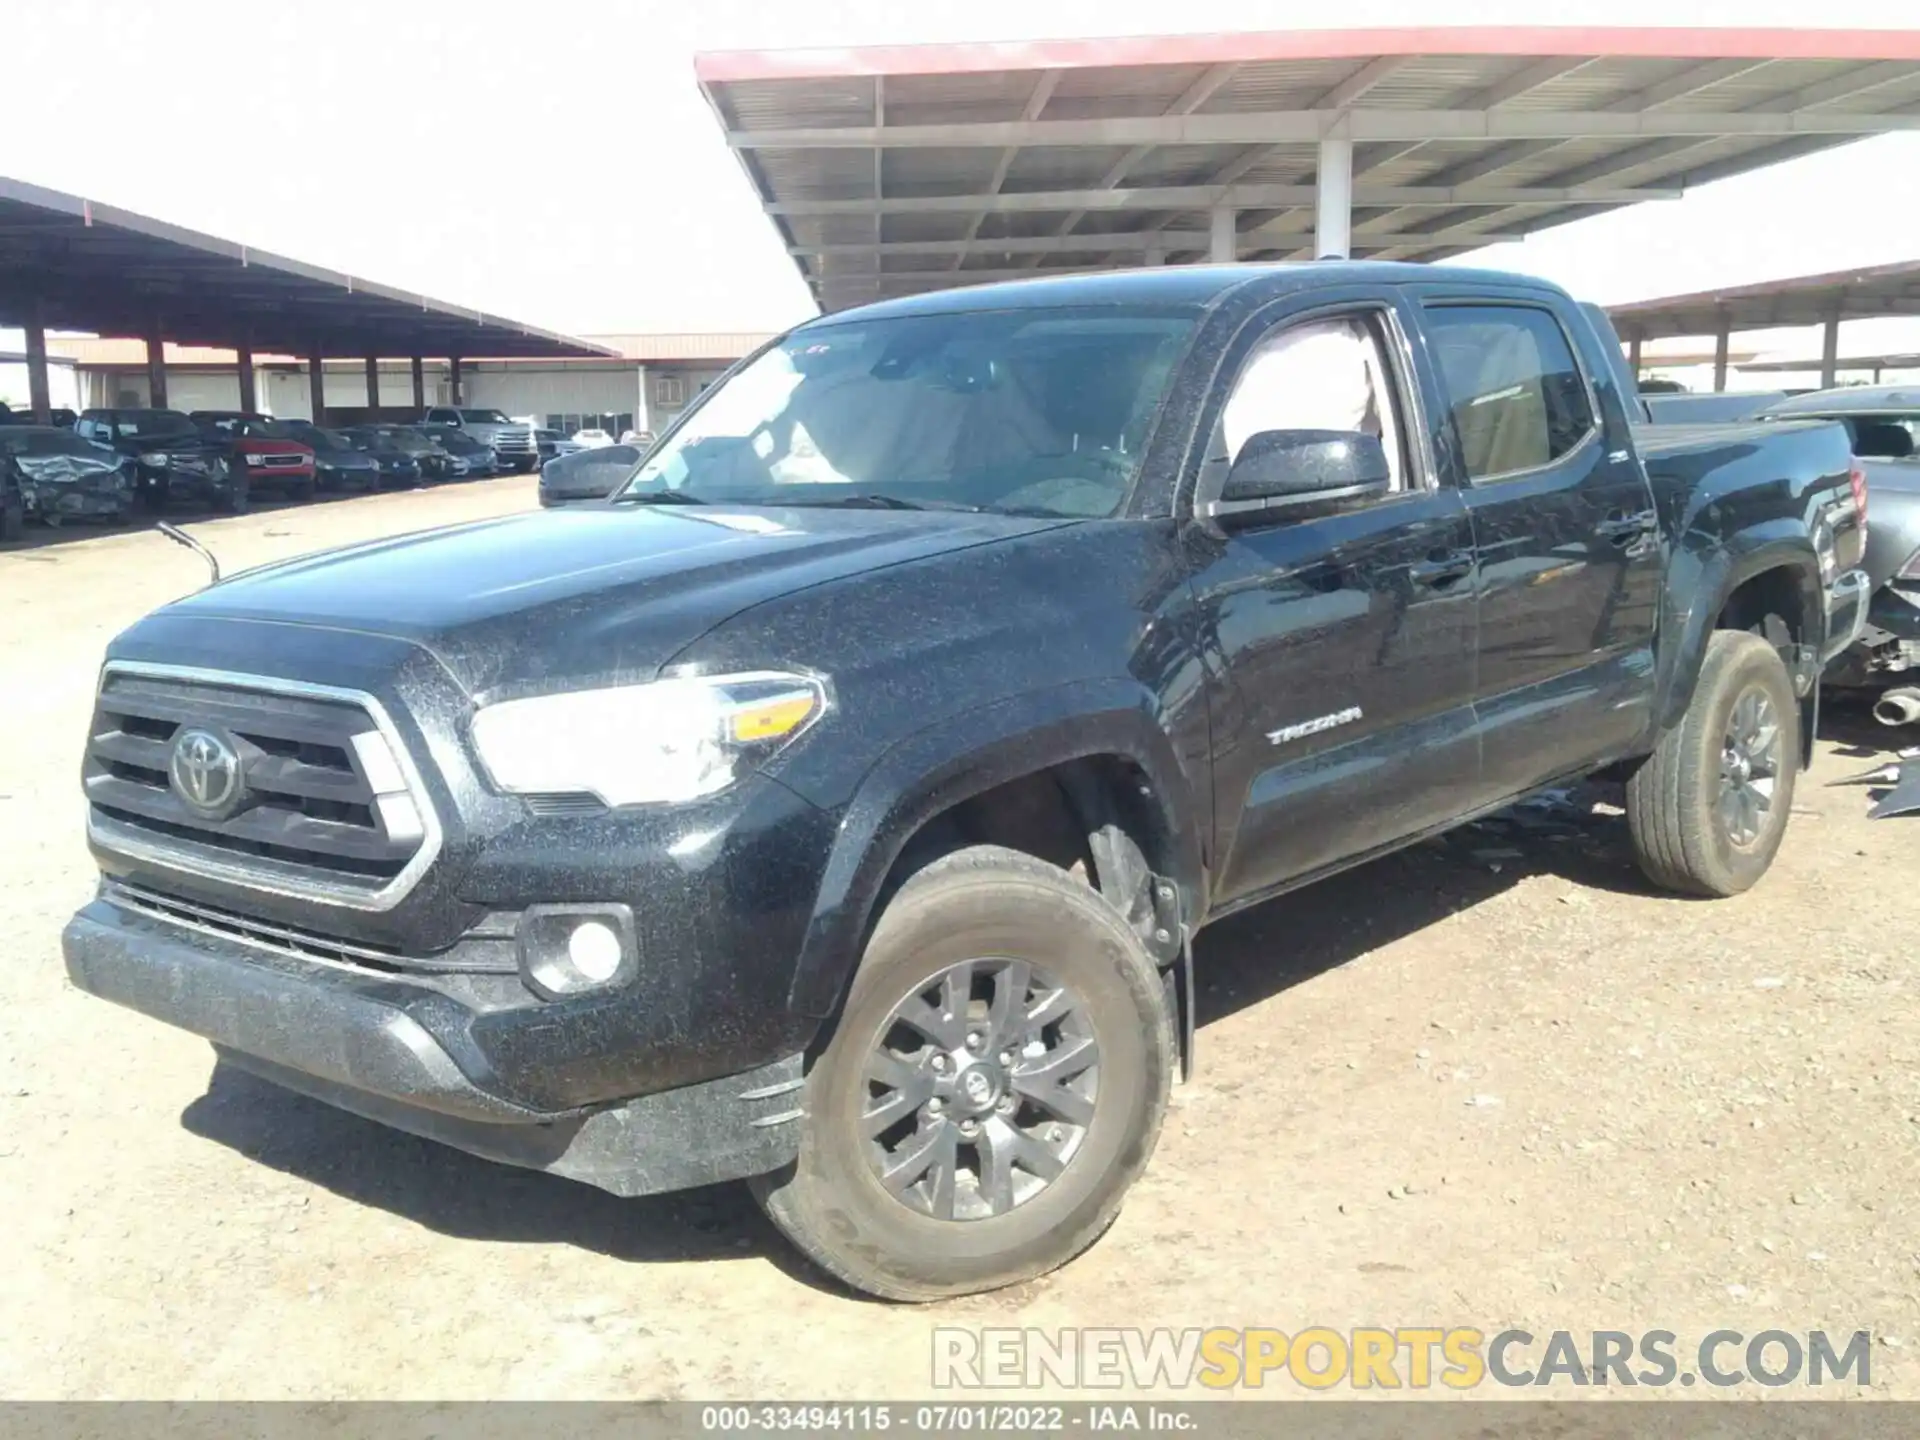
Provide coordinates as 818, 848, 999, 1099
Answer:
1186, 293, 1482, 908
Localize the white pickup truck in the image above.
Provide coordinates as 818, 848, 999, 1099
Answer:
420, 406, 539, 473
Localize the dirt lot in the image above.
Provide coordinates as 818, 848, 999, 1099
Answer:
1, 478, 1916, 1401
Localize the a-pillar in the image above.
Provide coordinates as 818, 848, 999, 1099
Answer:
365, 356, 381, 420
1209, 207, 1236, 264
236, 344, 257, 414
1820, 314, 1841, 390
1712, 321, 1731, 394
308, 350, 327, 426
410, 355, 425, 412
145, 326, 169, 409
1315, 135, 1354, 260
24, 299, 51, 424
449, 356, 464, 406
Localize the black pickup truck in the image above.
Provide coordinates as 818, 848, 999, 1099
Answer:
64, 263, 1868, 1301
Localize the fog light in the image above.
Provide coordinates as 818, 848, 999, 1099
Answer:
516, 903, 635, 1000
567, 920, 622, 982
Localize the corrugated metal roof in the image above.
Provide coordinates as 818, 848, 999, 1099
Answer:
695, 26, 1920, 312
50, 334, 772, 367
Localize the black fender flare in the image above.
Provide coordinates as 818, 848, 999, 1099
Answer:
1653, 525, 1823, 736
784, 677, 1205, 1018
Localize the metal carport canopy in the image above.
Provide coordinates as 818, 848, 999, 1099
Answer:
694, 26, 1920, 313
1608, 258, 1920, 339
0, 175, 615, 359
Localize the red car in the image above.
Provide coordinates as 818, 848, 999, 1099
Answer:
189, 411, 317, 501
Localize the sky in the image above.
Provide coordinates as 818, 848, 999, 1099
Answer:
6, 0, 1920, 366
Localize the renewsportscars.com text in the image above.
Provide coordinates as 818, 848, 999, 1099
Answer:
932, 1327, 1873, 1391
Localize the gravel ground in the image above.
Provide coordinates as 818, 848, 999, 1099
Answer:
1, 478, 1915, 1401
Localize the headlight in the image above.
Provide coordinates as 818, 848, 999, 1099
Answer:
139, 451, 169, 466
470, 671, 827, 806
243, 452, 268, 465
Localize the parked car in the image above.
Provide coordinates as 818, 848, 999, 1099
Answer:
1753, 384, 1920, 723
0, 425, 132, 532
266, 420, 382, 493
420, 406, 539, 472
62, 263, 1867, 1301
570, 427, 614, 448
0, 403, 79, 429
538, 442, 642, 507
617, 429, 656, 448
190, 411, 317, 500
346, 424, 462, 482
336, 426, 424, 488
420, 424, 499, 477
74, 408, 248, 511
534, 428, 583, 463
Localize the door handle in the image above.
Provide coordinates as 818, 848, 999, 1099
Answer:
1409, 550, 1474, 588
1597, 509, 1657, 545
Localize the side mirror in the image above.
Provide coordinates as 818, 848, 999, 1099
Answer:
1206, 429, 1392, 522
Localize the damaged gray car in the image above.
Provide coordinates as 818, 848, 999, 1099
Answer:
1, 426, 133, 536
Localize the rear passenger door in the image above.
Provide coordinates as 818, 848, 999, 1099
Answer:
1187, 291, 1482, 908
1414, 296, 1662, 799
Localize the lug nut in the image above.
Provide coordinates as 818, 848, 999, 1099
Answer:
928, 1097, 944, 1113
959, 1118, 978, 1136
997, 1050, 1013, 1066
997, 1095, 1015, 1113
931, 1054, 948, 1072
967, 1032, 983, 1050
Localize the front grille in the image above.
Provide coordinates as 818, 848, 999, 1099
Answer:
256, 453, 307, 470
490, 427, 535, 455
84, 667, 437, 907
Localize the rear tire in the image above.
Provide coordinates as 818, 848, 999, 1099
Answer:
752, 845, 1174, 1301
1627, 630, 1798, 897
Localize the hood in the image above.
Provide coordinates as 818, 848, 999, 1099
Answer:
236, 438, 310, 456
13, 451, 122, 485
151, 502, 1070, 696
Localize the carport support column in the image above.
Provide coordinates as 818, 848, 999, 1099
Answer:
449, 356, 464, 406
1628, 335, 1642, 380
1712, 322, 1730, 394
145, 327, 168, 409
1208, 207, 1236, 264
235, 344, 257, 414
410, 355, 425, 412
1314, 135, 1353, 260
365, 356, 380, 419
307, 350, 326, 427
24, 300, 51, 425
1820, 314, 1841, 390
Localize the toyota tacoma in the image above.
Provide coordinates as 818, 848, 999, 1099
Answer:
64, 264, 1868, 1300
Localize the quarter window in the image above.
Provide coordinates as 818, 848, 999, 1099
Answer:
1424, 305, 1595, 481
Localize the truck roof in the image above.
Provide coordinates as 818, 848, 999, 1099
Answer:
813, 260, 1568, 326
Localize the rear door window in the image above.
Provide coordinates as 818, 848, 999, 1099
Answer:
1424, 305, 1596, 481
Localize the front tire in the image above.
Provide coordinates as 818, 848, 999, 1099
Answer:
217, 465, 250, 514
1, 492, 23, 541
752, 845, 1174, 1301
1627, 630, 1799, 897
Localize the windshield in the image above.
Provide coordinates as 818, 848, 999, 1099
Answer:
111, 410, 199, 439
383, 428, 436, 454
0, 429, 108, 458
618, 306, 1196, 518
460, 408, 510, 425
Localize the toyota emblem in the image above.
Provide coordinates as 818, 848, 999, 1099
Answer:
168, 727, 243, 818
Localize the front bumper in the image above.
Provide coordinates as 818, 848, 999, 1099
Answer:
63, 896, 804, 1196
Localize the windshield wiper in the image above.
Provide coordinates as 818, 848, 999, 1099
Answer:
777, 492, 984, 512
613, 489, 707, 505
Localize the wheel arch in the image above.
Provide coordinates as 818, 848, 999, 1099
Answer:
786, 678, 1204, 1019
